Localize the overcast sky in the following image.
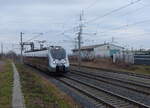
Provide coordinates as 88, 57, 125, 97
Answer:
0, 0, 150, 53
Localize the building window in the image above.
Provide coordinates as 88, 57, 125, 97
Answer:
107, 46, 110, 49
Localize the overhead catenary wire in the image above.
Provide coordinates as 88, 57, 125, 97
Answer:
84, 0, 101, 10
83, 18, 150, 36
96, 32, 150, 41
21, 25, 78, 45
86, 0, 142, 24
24, 0, 112, 42
97, 19, 150, 34
91, 28, 150, 41
18, 0, 147, 51
25, 33, 44, 42
115, 3, 150, 18
44, 25, 79, 37
51, 0, 99, 40
61, 0, 142, 46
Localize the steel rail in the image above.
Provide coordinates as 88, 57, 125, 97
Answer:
57, 78, 115, 108
70, 71, 150, 95
70, 68, 150, 88
71, 64, 150, 79
63, 75, 149, 108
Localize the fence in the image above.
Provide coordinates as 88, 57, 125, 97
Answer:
70, 52, 135, 64
113, 52, 134, 64
134, 55, 150, 65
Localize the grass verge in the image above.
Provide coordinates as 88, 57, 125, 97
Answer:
0, 60, 13, 108
125, 65, 150, 75
16, 63, 80, 108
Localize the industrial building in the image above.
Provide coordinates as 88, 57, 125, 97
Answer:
72, 43, 124, 59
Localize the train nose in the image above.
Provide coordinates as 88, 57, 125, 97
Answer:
56, 65, 66, 72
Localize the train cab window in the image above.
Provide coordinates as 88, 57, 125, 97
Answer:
50, 48, 66, 60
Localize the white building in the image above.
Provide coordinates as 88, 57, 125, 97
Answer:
72, 43, 124, 59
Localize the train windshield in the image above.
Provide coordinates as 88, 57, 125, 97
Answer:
50, 48, 66, 60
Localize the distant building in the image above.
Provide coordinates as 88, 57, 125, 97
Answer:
72, 43, 124, 59
134, 50, 150, 55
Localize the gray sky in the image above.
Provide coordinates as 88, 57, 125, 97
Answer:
0, 0, 150, 53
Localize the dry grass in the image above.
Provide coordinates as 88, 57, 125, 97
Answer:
16, 63, 80, 108
0, 60, 13, 108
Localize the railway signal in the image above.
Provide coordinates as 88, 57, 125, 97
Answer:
20, 32, 36, 63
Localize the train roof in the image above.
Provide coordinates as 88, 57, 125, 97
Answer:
24, 46, 64, 53
24, 48, 47, 53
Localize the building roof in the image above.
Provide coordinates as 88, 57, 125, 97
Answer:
72, 43, 124, 51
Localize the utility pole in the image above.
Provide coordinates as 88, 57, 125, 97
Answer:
74, 38, 78, 49
20, 32, 24, 64
1, 43, 3, 55
111, 37, 114, 43
77, 11, 83, 68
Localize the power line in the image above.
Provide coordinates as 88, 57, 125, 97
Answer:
93, 28, 150, 41
26, 33, 43, 42
62, 33, 76, 40
86, 0, 142, 24
84, 0, 100, 10
115, 3, 150, 18
101, 32, 150, 40
23, 26, 78, 45
43, 25, 79, 38
98, 19, 150, 34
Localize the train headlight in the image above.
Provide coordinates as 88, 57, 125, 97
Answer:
53, 60, 56, 64
62, 59, 66, 64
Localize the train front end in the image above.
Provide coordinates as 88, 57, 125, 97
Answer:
48, 46, 69, 73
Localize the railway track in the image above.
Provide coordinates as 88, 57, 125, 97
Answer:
57, 78, 114, 108
67, 71, 150, 106
58, 75, 149, 108
71, 65, 150, 86
70, 70, 150, 96
25, 64, 150, 108
71, 64, 150, 79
